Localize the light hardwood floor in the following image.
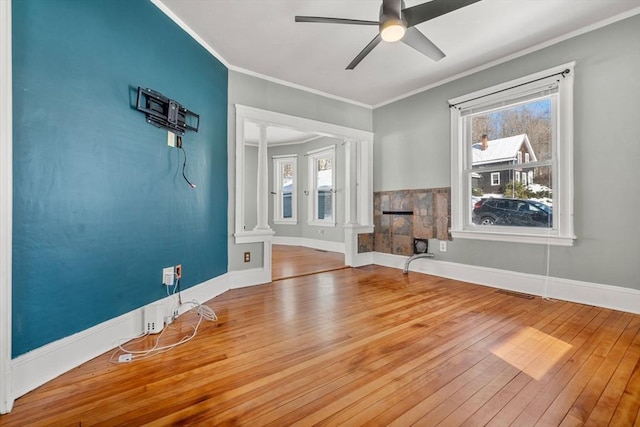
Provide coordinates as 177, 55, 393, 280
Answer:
272, 244, 346, 281
1, 266, 639, 426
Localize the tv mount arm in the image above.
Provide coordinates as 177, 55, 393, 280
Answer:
136, 87, 199, 135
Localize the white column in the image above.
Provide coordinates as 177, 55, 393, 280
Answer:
254, 123, 271, 231
344, 139, 358, 225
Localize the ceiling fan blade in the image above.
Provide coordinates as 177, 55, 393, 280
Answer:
402, 27, 445, 61
402, 0, 481, 28
346, 34, 382, 70
295, 16, 379, 26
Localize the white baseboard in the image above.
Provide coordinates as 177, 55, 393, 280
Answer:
228, 267, 271, 289
10, 269, 271, 402
272, 236, 345, 254
11, 304, 143, 399
351, 251, 374, 267
10, 252, 637, 406
373, 252, 640, 315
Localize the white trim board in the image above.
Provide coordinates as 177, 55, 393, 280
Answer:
373, 252, 640, 315
9, 268, 272, 403
0, 0, 13, 415
272, 236, 345, 254
8, 248, 638, 405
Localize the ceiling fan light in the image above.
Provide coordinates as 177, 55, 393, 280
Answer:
380, 19, 406, 42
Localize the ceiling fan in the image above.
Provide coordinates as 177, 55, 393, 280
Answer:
295, 0, 481, 70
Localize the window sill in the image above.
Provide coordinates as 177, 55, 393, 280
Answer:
451, 228, 575, 246
274, 220, 297, 225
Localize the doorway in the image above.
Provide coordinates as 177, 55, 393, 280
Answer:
233, 105, 374, 284
271, 245, 346, 281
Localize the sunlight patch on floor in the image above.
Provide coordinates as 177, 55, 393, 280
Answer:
491, 326, 573, 380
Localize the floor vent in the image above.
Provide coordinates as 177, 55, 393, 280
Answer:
496, 289, 535, 299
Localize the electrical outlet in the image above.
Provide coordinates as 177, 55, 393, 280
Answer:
439, 241, 448, 253
162, 267, 174, 286
175, 264, 182, 279
244, 252, 251, 263
167, 131, 175, 147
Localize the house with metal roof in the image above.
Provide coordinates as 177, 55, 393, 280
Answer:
471, 134, 538, 195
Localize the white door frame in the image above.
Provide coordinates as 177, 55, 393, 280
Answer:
233, 105, 374, 271
0, 0, 13, 414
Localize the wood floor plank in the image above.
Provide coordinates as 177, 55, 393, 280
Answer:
285, 302, 531, 426
251, 292, 531, 425
559, 316, 640, 426
1, 265, 638, 426
339, 298, 573, 427
482, 307, 615, 426
459, 304, 603, 426
390, 301, 587, 426
440, 302, 580, 426
513, 310, 630, 426
608, 348, 640, 427
272, 244, 345, 280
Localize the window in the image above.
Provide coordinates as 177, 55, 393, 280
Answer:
450, 63, 575, 246
308, 146, 336, 225
273, 155, 297, 224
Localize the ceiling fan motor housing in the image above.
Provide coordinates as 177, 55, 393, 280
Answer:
380, 0, 407, 42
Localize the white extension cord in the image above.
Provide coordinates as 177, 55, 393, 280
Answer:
110, 299, 217, 363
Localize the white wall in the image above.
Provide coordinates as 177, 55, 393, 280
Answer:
373, 15, 640, 290
227, 72, 373, 270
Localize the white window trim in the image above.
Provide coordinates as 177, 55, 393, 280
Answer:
491, 172, 500, 186
449, 62, 575, 246
307, 145, 336, 227
272, 155, 297, 225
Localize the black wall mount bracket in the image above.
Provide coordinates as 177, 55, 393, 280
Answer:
136, 87, 199, 135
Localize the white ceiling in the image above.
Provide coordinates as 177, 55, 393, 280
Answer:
157, 0, 639, 107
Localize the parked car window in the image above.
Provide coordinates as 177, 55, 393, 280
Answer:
472, 198, 552, 227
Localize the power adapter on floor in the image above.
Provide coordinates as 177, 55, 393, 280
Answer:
118, 354, 132, 363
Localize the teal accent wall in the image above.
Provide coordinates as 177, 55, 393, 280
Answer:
12, 0, 228, 356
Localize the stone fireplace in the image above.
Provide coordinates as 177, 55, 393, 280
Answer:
358, 187, 451, 255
